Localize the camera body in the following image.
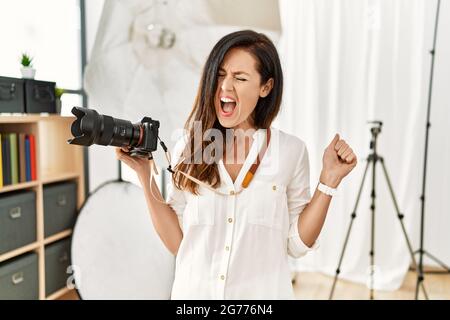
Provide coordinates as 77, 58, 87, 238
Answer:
68, 107, 160, 158
129, 117, 160, 158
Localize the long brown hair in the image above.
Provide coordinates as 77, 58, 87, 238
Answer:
173, 30, 283, 194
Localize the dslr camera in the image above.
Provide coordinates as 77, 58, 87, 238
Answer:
67, 107, 160, 158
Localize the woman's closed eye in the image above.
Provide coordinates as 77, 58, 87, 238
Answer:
217, 73, 247, 81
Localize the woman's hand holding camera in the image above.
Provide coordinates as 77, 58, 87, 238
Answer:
115, 147, 151, 187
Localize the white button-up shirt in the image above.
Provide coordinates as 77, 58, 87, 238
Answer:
166, 127, 318, 300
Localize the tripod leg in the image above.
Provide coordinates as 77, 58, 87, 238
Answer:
415, 274, 428, 300
369, 153, 377, 300
422, 251, 450, 272
329, 159, 371, 299
379, 158, 428, 300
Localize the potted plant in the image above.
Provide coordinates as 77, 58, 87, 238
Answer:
55, 87, 64, 114
20, 53, 36, 79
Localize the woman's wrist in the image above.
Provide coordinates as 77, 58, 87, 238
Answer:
138, 172, 151, 189
319, 170, 341, 188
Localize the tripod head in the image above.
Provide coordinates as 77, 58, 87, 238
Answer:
367, 120, 383, 150
368, 120, 383, 135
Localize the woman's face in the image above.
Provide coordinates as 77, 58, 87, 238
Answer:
214, 48, 273, 130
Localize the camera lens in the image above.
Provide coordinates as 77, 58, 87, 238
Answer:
68, 107, 141, 148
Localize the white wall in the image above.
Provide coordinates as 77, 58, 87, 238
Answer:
86, 0, 105, 61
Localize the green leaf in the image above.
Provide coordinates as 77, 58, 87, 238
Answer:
20, 53, 33, 67
55, 87, 65, 98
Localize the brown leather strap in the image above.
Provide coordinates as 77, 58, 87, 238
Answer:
241, 128, 271, 188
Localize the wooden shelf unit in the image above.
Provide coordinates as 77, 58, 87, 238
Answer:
0, 114, 85, 300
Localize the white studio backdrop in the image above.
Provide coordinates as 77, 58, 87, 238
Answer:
83, 0, 450, 293
277, 0, 450, 292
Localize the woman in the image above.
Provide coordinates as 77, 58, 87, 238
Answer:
116, 30, 357, 299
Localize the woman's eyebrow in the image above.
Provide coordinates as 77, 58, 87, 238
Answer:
219, 68, 250, 76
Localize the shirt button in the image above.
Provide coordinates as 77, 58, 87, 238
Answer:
225, 246, 230, 251
272, 185, 277, 191
220, 275, 225, 280
228, 218, 233, 223
229, 190, 235, 195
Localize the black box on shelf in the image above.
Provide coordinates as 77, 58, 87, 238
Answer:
0, 190, 37, 255
45, 237, 71, 296
43, 181, 77, 237
0, 76, 57, 114
0, 76, 26, 113
24, 79, 56, 114
0, 252, 39, 300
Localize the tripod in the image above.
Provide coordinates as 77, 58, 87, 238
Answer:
412, 0, 450, 300
329, 121, 427, 300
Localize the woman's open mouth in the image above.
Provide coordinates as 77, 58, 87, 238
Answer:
219, 97, 237, 117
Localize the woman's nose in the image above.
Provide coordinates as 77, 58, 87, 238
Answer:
221, 76, 233, 92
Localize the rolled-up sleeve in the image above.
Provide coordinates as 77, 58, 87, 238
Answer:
286, 140, 320, 258
166, 138, 187, 230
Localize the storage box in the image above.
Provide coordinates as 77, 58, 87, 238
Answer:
0, 76, 26, 113
45, 238, 72, 296
43, 181, 77, 237
24, 79, 56, 114
0, 190, 37, 255
0, 252, 39, 300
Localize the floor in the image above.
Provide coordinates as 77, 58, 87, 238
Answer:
59, 270, 450, 300
292, 270, 450, 300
